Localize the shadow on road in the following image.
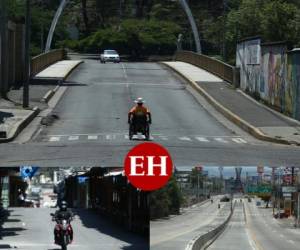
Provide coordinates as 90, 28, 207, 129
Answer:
74, 209, 148, 250
0, 111, 13, 124
0, 244, 12, 249
0, 209, 25, 240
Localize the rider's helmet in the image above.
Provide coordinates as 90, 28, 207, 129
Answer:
135, 97, 144, 106
60, 201, 68, 211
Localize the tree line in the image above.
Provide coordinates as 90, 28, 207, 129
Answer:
6, 0, 300, 62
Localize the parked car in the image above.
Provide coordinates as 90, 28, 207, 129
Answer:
100, 50, 120, 63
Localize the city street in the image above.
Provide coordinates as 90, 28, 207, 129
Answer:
1, 59, 300, 166
0, 207, 147, 250
150, 196, 230, 250
244, 198, 300, 250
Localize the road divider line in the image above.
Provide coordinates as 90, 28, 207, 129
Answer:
244, 202, 264, 250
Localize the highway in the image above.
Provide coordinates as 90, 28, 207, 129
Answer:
244, 198, 300, 250
0, 207, 147, 250
150, 196, 230, 250
1, 58, 300, 166
207, 200, 255, 250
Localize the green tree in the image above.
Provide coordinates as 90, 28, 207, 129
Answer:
150, 175, 183, 219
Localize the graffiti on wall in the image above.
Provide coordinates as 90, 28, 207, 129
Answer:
236, 38, 300, 120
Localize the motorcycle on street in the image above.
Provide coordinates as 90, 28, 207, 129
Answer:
51, 213, 73, 250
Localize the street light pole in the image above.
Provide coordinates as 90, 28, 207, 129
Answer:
23, 0, 31, 108
178, 0, 202, 54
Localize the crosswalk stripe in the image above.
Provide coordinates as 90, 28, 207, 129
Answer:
178, 136, 192, 141
195, 137, 209, 142
68, 135, 79, 141
49, 136, 60, 142
106, 134, 116, 140
88, 135, 98, 140
46, 134, 248, 144
214, 138, 228, 143
158, 136, 168, 140
232, 138, 247, 144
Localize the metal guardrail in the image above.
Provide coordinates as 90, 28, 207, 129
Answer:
30, 49, 65, 77
174, 51, 240, 87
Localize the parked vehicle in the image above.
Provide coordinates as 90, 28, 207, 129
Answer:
100, 50, 120, 63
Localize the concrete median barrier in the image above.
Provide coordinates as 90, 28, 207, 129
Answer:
185, 202, 236, 250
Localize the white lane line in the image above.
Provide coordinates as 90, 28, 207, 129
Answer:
178, 136, 192, 141
88, 135, 98, 140
122, 63, 128, 78
280, 234, 284, 238
214, 137, 228, 143
106, 134, 116, 140
158, 136, 168, 140
124, 135, 129, 139
232, 138, 247, 144
68, 135, 79, 141
49, 136, 60, 142
288, 240, 295, 245
195, 137, 209, 142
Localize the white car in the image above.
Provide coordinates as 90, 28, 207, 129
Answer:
100, 50, 120, 63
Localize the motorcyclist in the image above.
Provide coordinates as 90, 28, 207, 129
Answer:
128, 97, 152, 125
53, 201, 73, 244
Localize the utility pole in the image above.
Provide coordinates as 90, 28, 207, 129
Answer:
197, 170, 199, 202
23, 0, 31, 108
0, 0, 8, 98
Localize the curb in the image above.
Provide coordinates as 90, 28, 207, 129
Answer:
32, 60, 84, 85
40, 84, 62, 104
161, 62, 300, 146
40, 61, 84, 104
0, 106, 40, 143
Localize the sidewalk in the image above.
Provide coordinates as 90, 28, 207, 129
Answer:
0, 60, 83, 142
163, 61, 300, 145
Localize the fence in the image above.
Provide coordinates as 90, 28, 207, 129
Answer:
30, 49, 65, 77
0, 18, 65, 97
174, 51, 240, 87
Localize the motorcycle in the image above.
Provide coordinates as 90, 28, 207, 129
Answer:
129, 115, 150, 140
51, 213, 73, 250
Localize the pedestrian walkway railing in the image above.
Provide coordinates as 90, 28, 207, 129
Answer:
174, 51, 240, 87
31, 49, 65, 77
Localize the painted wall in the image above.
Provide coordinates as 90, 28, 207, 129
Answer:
236, 38, 300, 120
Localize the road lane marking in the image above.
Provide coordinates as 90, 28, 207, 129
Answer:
214, 138, 228, 143
106, 134, 116, 140
49, 136, 60, 142
178, 136, 192, 141
232, 138, 247, 144
158, 135, 168, 140
288, 240, 295, 244
88, 135, 98, 140
122, 63, 128, 79
68, 135, 79, 141
195, 137, 209, 142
